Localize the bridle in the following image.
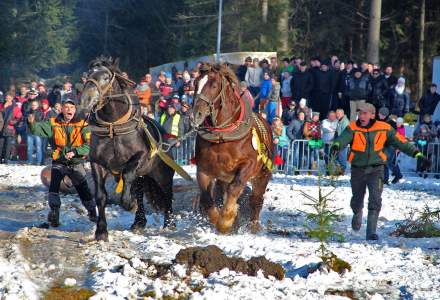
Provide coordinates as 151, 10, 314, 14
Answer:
195, 74, 241, 128
85, 65, 136, 112
85, 65, 139, 138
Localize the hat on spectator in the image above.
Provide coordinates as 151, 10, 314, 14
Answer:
378, 106, 389, 117
41, 99, 49, 106
321, 59, 331, 66
396, 117, 404, 124
299, 98, 307, 106
181, 101, 190, 109
397, 77, 406, 84
171, 94, 180, 100
357, 103, 376, 114
183, 72, 191, 81
312, 111, 320, 117
353, 68, 362, 74
159, 99, 167, 108
29, 88, 38, 95
299, 61, 307, 67
167, 103, 176, 109
62, 97, 78, 106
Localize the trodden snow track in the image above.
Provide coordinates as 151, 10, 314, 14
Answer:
0, 164, 439, 299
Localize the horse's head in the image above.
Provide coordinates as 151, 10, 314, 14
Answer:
81, 56, 128, 112
192, 63, 238, 128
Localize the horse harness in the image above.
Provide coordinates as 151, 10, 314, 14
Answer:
195, 74, 273, 170
196, 76, 254, 143
86, 66, 193, 181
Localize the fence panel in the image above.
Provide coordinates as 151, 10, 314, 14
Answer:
175, 136, 440, 177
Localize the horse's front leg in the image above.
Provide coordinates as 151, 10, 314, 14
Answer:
197, 170, 219, 225
91, 162, 109, 241
131, 176, 147, 231
216, 161, 253, 234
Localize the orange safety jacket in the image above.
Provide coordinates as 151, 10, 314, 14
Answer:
29, 114, 90, 163
333, 120, 418, 168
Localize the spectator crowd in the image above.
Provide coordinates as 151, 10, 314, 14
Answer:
1, 54, 440, 179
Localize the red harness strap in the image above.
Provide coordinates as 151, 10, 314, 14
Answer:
207, 90, 246, 133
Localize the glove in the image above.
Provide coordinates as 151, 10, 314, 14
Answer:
415, 152, 431, 172
329, 143, 340, 158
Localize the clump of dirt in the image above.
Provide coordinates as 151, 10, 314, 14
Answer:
174, 245, 284, 280
322, 253, 352, 274
43, 286, 95, 300
325, 289, 357, 299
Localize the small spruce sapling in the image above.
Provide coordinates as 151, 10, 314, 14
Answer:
300, 153, 351, 274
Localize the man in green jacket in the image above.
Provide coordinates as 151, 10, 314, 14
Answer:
28, 98, 96, 227
330, 103, 430, 240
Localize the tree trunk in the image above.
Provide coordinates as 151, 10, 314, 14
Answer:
366, 0, 382, 64
355, 0, 365, 58
417, 0, 426, 101
260, 0, 268, 46
103, 8, 109, 54
277, 0, 289, 54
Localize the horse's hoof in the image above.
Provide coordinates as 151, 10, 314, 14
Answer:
95, 231, 109, 242
216, 222, 233, 234
249, 221, 263, 234
164, 221, 177, 230
130, 220, 146, 232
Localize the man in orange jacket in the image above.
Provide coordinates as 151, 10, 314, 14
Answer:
330, 103, 430, 240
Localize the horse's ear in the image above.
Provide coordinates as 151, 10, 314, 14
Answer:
113, 57, 120, 69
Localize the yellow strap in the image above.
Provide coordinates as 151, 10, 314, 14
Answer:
115, 175, 124, 193
252, 127, 273, 170
140, 118, 192, 181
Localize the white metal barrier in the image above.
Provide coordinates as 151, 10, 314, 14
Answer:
175, 136, 440, 177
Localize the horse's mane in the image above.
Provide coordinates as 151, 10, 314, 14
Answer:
88, 56, 121, 73
200, 63, 238, 87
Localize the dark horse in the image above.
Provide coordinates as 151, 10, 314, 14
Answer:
192, 63, 274, 234
81, 57, 174, 241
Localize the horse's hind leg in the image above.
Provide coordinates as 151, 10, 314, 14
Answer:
91, 162, 109, 241
217, 162, 253, 234
197, 170, 219, 225
142, 171, 175, 228
249, 170, 271, 233
131, 176, 147, 231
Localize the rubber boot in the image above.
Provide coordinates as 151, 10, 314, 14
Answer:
351, 210, 362, 231
366, 210, 380, 240
47, 207, 60, 227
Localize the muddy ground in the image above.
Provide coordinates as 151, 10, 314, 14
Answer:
0, 175, 256, 297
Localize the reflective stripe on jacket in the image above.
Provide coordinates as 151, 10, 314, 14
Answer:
29, 114, 90, 163
333, 120, 418, 168
160, 113, 181, 137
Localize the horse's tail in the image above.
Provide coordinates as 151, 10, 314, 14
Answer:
142, 175, 172, 212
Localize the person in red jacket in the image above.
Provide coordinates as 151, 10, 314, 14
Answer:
0, 94, 22, 163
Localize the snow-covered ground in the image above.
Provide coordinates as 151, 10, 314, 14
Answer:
0, 164, 439, 299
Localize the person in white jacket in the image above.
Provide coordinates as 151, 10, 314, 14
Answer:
245, 57, 262, 97
281, 72, 292, 110
321, 110, 338, 163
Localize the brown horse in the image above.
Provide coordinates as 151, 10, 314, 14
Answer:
192, 63, 274, 234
